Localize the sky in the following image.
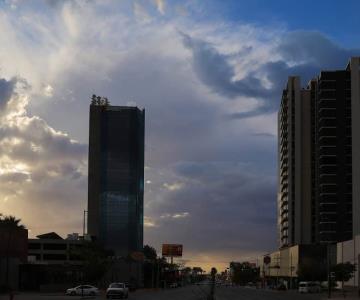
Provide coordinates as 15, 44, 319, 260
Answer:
0, 0, 359, 271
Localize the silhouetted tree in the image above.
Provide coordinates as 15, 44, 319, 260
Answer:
332, 262, 356, 291
143, 245, 158, 288
70, 241, 112, 284
143, 245, 157, 260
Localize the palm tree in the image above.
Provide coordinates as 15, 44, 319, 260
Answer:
0, 214, 26, 288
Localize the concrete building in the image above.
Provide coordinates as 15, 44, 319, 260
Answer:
21, 232, 84, 291
278, 77, 313, 248
278, 57, 360, 247
258, 244, 330, 287
27, 232, 83, 264
87, 98, 145, 257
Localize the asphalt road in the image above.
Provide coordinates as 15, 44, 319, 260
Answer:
0, 286, 327, 300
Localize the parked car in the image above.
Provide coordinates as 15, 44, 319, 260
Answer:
277, 283, 287, 291
245, 282, 256, 288
298, 281, 321, 293
66, 285, 99, 296
106, 282, 129, 299
169, 282, 178, 288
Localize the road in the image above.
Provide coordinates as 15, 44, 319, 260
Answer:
0, 286, 328, 300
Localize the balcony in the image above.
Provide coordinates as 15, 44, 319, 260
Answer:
319, 117, 337, 129
319, 127, 337, 137
319, 146, 336, 156
319, 174, 336, 184
318, 99, 336, 110
319, 156, 337, 165
319, 90, 336, 99
319, 136, 337, 147
318, 107, 336, 118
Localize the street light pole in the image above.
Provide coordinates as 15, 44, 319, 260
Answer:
83, 210, 87, 238
290, 252, 292, 290
327, 243, 332, 299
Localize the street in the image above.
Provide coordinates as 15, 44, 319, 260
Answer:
0, 286, 326, 300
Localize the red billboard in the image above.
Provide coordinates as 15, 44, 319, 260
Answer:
162, 244, 183, 257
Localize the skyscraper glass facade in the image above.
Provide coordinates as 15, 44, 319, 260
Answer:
88, 103, 144, 256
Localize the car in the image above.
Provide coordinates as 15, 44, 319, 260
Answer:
276, 283, 287, 291
298, 281, 321, 293
106, 282, 129, 299
66, 285, 99, 296
169, 282, 178, 288
245, 282, 256, 288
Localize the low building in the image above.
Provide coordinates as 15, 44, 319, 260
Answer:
27, 232, 83, 264
258, 244, 330, 288
21, 232, 84, 291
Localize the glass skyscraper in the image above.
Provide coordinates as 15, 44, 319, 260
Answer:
87, 100, 144, 257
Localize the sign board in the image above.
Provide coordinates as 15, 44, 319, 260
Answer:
162, 244, 183, 257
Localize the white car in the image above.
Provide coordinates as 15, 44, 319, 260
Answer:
106, 282, 129, 299
66, 285, 99, 296
169, 282, 178, 288
298, 281, 321, 293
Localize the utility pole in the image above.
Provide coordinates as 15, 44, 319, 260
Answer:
156, 259, 160, 288
328, 244, 332, 299
208, 267, 217, 300
290, 252, 292, 290
358, 254, 360, 297
83, 210, 87, 238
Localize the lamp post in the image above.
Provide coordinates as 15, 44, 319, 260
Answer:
327, 243, 334, 299
83, 210, 88, 238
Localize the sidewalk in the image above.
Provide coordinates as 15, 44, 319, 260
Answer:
321, 289, 359, 300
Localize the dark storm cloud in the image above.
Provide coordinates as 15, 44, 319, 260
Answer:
277, 31, 360, 69
182, 31, 360, 120
0, 78, 16, 108
146, 162, 277, 254
0, 172, 29, 183
180, 32, 271, 99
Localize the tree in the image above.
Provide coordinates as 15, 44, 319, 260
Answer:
192, 267, 204, 275
332, 262, 356, 290
0, 215, 26, 290
69, 241, 112, 284
143, 245, 157, 260
0, 215, 25, 229
143, 245, 158, 288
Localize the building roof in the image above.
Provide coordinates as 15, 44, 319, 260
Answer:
36, 232, 63, 240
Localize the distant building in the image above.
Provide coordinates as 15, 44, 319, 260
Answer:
87, 99, 145, 257
22, 232, 83, 291
278, 57, 360, 248
27, 232, 83, 264
258, 244, 332, 288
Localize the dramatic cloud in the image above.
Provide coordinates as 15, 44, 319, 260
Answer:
0, 77, 87, 234
0, 0, 358, 270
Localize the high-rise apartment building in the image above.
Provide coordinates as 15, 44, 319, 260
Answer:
87, 98, 145, 256
278, 77, 313, 248
278, 57, 360, 248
